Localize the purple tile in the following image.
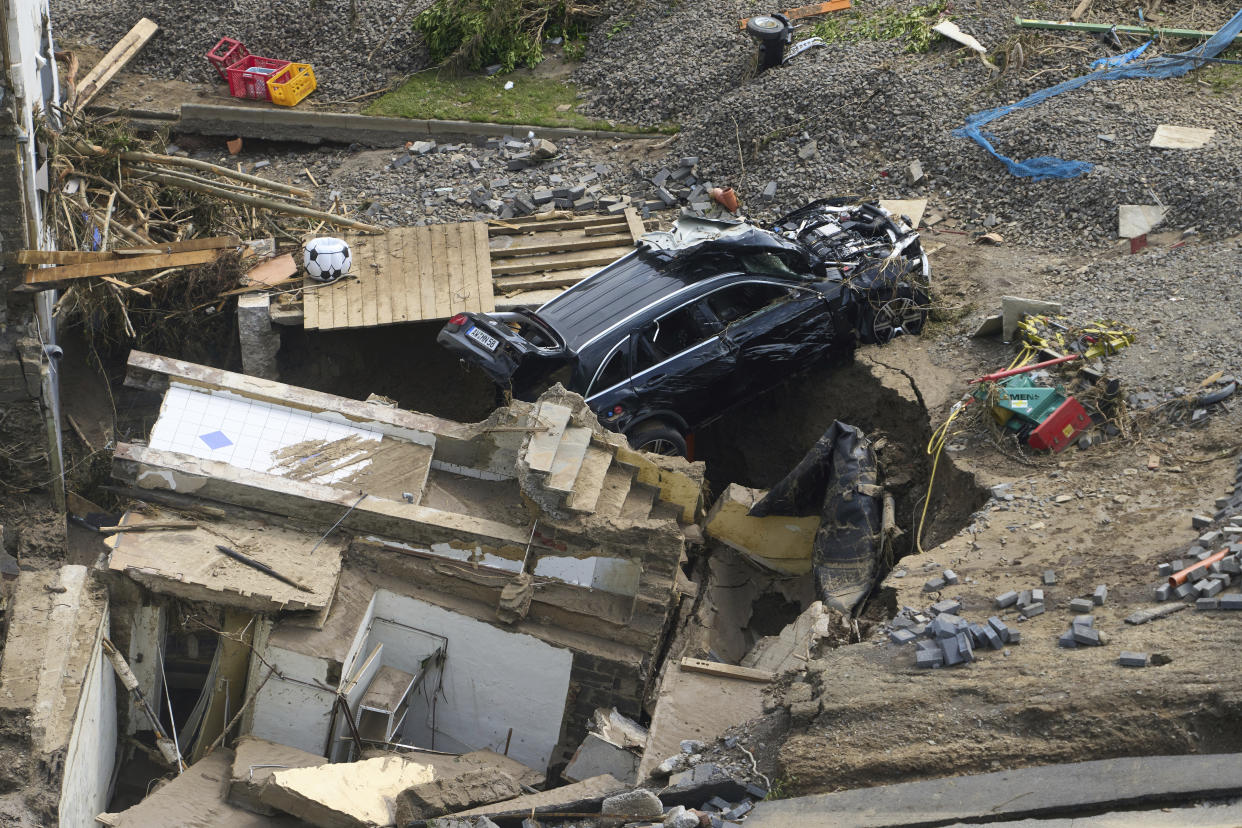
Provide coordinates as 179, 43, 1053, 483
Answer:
199, 430, 233, 450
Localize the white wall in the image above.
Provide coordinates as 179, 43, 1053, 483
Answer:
249, 646, 337, 756
57, 606, 117, 828
126, 603, 164, 735
374, 590, 572, 772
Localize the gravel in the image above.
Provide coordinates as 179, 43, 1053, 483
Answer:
50, 0, 429, 99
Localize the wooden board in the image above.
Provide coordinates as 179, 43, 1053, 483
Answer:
14, 235, 239, 265
23, 248, 222, 285
73, 18, 159, 110
303, 222, 494, 330
490, 245, 635, 277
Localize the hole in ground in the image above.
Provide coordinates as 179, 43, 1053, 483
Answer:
693, 353, 988, 618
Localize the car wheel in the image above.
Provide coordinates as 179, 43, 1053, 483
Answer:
860, 284, 929, 344
627, 421, 687, 458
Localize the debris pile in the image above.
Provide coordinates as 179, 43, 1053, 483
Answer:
886, 597, 1020, 669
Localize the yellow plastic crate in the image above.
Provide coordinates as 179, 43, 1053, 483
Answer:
266, 63, 316, 107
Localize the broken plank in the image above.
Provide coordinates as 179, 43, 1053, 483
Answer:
98, 276, 153, 296
488, 215, 630, 235
14, 236, 238, 265
1070, 0, 1093, 20
679, 657, 774, 683
73, 18, 159, 110
490, 233, 633, 258
490, 245, 634, 277
97, 520, 198, 535
23, 249, 221, 284
582, 222, 629, 237
494, 266, 603, 293
623, 207, 646, 243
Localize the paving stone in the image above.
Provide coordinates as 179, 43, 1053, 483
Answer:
1157, 563, 1174, 577
955, 631, 975, 663
981, 626, 1003, 650
1058, 629, 1078, 648
915, 647, 944, 668
1119, 651, 1148, 667
1154, 583, 1173, 601
1043, 570, 1057, 585
1093, 585, 1108, 605
1199, 530, 1222, 548
1193, 514, 1214, 530
1018, 589, 1033, 607
1069, 598, 1095, 614
928, 614, 962, 639
923, 576, 947, 592
761, 181, 777, 201
995, 591, 1019, 609
942, 569, 959, 586
1175, 581, 1197, 599
1220, 594, 1242, 610
1008, 630, 1021, 644
931, 599, 962, 615
889, 628, 917, 645
1020, 602, 1045, 618
1196, 596, 1219, 610
940, 635, 964, 666
1071, 624, 1101, 646
987, 616, 1010, 643
1072, 614, 1094, 627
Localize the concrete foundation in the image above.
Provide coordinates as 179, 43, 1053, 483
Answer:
237, 293, 280, 380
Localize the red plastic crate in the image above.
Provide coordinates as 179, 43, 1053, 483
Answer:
206, 37, 249, 81
225, 55, 290, 101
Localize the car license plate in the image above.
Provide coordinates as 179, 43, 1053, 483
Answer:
466, 325, 500, 352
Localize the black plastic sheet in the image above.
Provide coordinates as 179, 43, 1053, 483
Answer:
749, 421, 882, 615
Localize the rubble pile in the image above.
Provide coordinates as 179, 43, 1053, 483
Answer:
885, 596, 1021, 669
50, 0, 424, 98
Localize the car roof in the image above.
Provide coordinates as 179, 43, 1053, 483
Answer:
537, 252, 688, 352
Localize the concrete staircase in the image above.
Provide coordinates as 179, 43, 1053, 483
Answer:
520, 399, 670, 523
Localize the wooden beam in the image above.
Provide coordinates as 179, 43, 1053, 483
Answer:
679, 657, 773, 683
14, 236, 240, 265
623, 207, 646, 244
490, 232, 633, 259
494, 270, 599, 293
489, 245, 634, 277
582, 222, 629, 236
487, 215, 630, 236
23, 249, 221, 285
73, 18, 159, 110
99, 276, 153, 296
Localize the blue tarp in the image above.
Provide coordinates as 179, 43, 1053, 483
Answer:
1090, 40, 1151, 68
955, 9, 1242, 180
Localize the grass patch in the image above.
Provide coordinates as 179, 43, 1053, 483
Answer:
806, 0, 950, 53
365, 72, 677, 133
1194, 46, 1242, 93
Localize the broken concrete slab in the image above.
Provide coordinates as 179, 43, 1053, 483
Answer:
450, 774, 626, 819
1150, 124, 1215, 149
703, 483, 817, 575
393, 767, 521, 822
1001, 296, 1063, 343
369, 749, 544, 791
878, 199, 928, 229
563, 732, 641, 785
100, 749, 303, 827
1118, 205, 1168, 239
746, 754, 1242, 827
260, 755, 436, 827
741, 601, 829, 674
228, 735, 328, 815
107, 511, 344, 613
661, 762, 751, 809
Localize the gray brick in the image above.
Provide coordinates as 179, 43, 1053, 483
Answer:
1018, 589, 1033, 607
1093, 585, 1108, 606
1008, 630, 1022, 644
915, 648, 944, 668
1196, 596, 1219, 610
1199, 530, 1222, 548
995, 591, 1019, 609
1220, 594, 1242, 610
931, 599, 962, 615
1069, 598, 1095, 614
1189, 566, 1209, 582
1071, 624, 1101, 646
1032, 588, 1045, 604
1043, 570, 1057, 585
928, 614, 962, 639
1020, 602, 1045, 618
943, 569, 960, 586
1119, 651, 1148, 667
889, 628, 917, 645
923, 576, 947, 592
532, 189, 554, 204
761, 181, 777, 201
1193, 514, 1214, 530
1073, 614, 1094, 627
987, 616, 1010, 643
1154, 583, 1172, 601
651, 168, 671, 187
955, 631, 975, 663
1222, 557, 1242, 575
1175, 581, 1197, 599
940, 635, 964, 666
1157, 562, 1174, 577
1058, 629, 1078, 649
982, 626, 1003, 650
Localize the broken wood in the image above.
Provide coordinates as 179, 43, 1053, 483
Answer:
98, 276, 153, 296
23, 248, 223, 285
490, 232, 633, 258
623, 206, 646, 243
490, 245, 634, 277
14, 236, 239, 265
487, 214, 629, 235
679, 657, 774, 683
98, 520, 197, 535
72, 18, 159, 110
582, 222, 629, 236
128, 171, 383, 233
102, 637, 184, 770
493, 269, 602, 293
120, 152, 312, 199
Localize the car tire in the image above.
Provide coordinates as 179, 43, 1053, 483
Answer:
859, 283, 930, 345
626, 421, 687, 458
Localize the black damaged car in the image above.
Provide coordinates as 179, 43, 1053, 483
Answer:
437, 199, 930, 457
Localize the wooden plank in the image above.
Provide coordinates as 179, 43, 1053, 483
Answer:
444, 224, 469, 314
14, 236, 238, 265
345, 241, 366, 328
583, 222, 629, 237
456, 223, 480, 314
494, 268, 602, 293
623, 207, 646, 244
399, 228, 420, 323
430, 224, 452, 319
74, 18, 159, 110
490, 232, 633, 258
23, 249, 220, 284
679, 657, 773, 683
417, 225, 437, 323
472, 222, 495, 314
381, 229, 402, 325
487, 215, 627, 235
303, 275, 320, 329
490, 246, 634, 277
98, 275, 153, 296
360, 235, 381, 328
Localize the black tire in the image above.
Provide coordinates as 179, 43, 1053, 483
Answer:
626, 421, 687, 458
859, 283, 930, 345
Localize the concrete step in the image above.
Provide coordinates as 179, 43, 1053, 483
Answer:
620, 482, 659, 520
564, 445, 615, 513
545, 427, 593, 493
524, 402, 572, 473
594, 465, 637, 518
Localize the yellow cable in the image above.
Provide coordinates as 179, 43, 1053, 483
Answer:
915, 398, 966, 555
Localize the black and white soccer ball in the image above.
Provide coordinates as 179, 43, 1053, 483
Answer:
303, 237, 352, 282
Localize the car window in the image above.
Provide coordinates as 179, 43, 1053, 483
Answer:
633, 301, 716, 374
742, 253, 804, 279
588, 344, 629, 396
704, 283, 792, 326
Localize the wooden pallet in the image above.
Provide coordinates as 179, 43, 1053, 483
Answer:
303, 222, 493, 330
488, 208, 646, 295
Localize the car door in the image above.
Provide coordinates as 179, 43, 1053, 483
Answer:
703, 279, 837, 394
583, 337, 642, 429
627, 297, 732, 430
